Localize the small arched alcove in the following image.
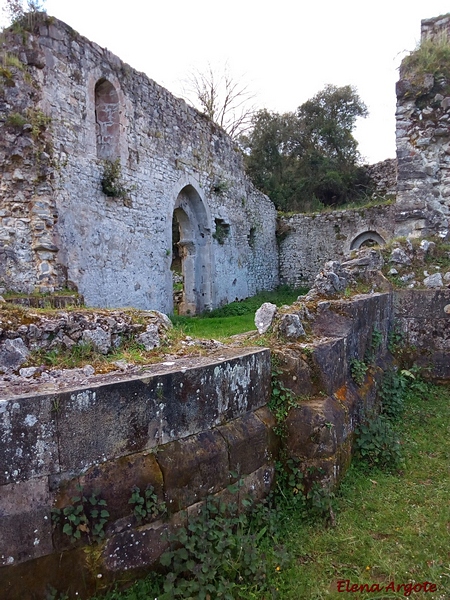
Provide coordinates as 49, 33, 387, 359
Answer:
171, 185, 211, 315
350, 231, 386, 250
95, 78, 120, 160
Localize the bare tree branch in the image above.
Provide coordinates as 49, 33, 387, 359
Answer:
182, 62, 257, 139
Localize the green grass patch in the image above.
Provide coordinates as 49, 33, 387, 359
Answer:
268, 382, 450, 599
171, 286, 307, 339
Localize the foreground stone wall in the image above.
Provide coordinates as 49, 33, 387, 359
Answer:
1, 289, 448, 598
395, 13, 450, 238
278, 204, 396, 287
0, 16, 278, 311
0, 349, 274, 598
395, 289, 450, 379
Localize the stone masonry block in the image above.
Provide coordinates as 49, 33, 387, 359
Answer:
394, 289, 450, 319
311, 338, 348, 395
285, 396, 347, 460
157, 350, 271, 444
217, 412, 269, 477
103, 520, 171, 573
56, 384, 153, 472
272, 347, 315, 397
0, 395, 58, 485
156, 430, 229, 512
0, 478, 52, 566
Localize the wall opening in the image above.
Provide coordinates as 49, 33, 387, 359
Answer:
172, 185, 211, 315
350, 231, 385, 250
95, 78, 120, 160
171, 213, 183, 312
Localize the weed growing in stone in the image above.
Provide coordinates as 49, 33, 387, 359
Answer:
51, 488, 110, 545
350, 358, 368, 386
101, 159, 129, 200
268, 367, 299, 437
129, 485, 166, 525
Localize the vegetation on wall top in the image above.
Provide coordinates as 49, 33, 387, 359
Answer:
400, 35, 450, 96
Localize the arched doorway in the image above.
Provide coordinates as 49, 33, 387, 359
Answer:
350, 231, 385, 250
171, 185, 211, 315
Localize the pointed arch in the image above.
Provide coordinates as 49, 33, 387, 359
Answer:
171, 184, 212, 314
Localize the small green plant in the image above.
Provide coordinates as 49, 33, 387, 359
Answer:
6, 111, 27, 129
271, 458, 306, 510
159, 494, 272, 599
27, 108, 51, 139
355, 415, 403, 471
268, 367, 298, 436
45, 587, 69, 600
101, 159, 129, 199
212, 218, 230, 244
129, 485, 166, 524
212, 178, 229, 195
364, 325, 383, 364
370, 326, 382, 353
306, 480, 336, 525
51, 488, 110, 545
388, 321, 405, 354
350, 358, 368, 386
378, 368, 410, 422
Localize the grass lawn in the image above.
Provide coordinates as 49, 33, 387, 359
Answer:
91, 382, 450, 600
268, 382, 450, 599
170, 286, 307, 340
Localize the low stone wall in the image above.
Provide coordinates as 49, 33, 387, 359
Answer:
0, 290, 448, 598
395, 289, 450, 379
0, 349, 273, 598
278, 204, 396, 287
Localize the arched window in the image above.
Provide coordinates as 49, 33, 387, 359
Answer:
95, 78, 120, 160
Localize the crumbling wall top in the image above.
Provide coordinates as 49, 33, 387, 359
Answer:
421, 13, 450, 43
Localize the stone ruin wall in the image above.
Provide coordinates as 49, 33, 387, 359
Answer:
0, 17, 279, 313
3, 12, 450, 312
278, 203, 396, 287
1, 288, 449, 598
395, 13, 450, 239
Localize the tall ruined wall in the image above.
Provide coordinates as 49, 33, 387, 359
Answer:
0, 25, 63, 294
0, 16, 278, 311
278, 203, 396, 287
395, 13, 450, 238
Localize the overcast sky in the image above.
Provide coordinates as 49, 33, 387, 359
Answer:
2, 0, 450, 163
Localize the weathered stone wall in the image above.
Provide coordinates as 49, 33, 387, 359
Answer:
0, 348, 274, 598
0, 16, 278, 312
1, 289, 448, 598
395, 13, 450, 238
364, 158, 397, 198
278, 204, 396, 287
394, 289, 450, 379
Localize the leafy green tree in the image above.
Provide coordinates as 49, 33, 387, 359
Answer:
241, 85, 370, 212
